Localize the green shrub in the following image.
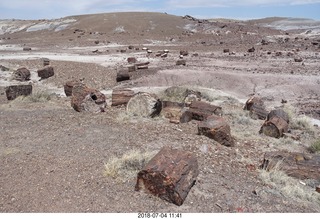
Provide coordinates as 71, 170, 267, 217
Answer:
309, 139, 320, 153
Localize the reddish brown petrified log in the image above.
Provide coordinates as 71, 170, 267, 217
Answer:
259, 116, 288, 138
267, 108, 289, 124
135, 146, 199, 206
180, 101, 222, 123
13, 67, 30, 81
260, 151, 320, 180
37, 66, 54, 79
161, 101, 186, 124
64, 80, 77, 97
111, 89, 135, 106
198, 115, 234, 147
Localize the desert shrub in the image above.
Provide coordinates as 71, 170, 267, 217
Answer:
104, 150, 157, 179
308, 139, 320, 153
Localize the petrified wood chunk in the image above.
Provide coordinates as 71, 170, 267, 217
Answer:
64, 80, 77, 97
37, 66, 54, 79
161, 101, 186, 123
111, 89, 135, 106
260, 151, 320, 180
180, 101, 222, 123
198, 115, 234, 147
135, 146, 199, 206
259, 116, 288, 138
5, 84, 32, 100
126, 92, 161, 117
71, 83, 106, 113
267, 108, 289, 124
13, 67, 30, 81
116, 69, 130, 82
176, 59, 186, 66
244, 96, 268, 120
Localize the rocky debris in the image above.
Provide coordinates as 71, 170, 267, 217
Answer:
261, 39, 269, 45
294, 57, 303, 62
128, 45, 134, 49
111, 89, 135, 106
260, 151, 320, 180
135, 146, 198, 206
316, 186, 320, 193
71, 83, 106, 113
128, 65, 137, 72
5, 84, 32, 100
13, 67, 30, 81
176, 59, 186, 66
94, 40, 99, 44
37, 66, 54, 80
126, 92, 161, 118
223, 49, 230, 53
267, 109, 289, 124
64, 80, 77, 97
0, 65, 10, 71
116, 69, 130, 82
275, 51, 282, 56
198, 115, 234, 147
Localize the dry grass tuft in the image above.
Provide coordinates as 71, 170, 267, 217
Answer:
104, 150, 157, 180
12, 91, 52, 103
259, 162, 320, 206
308, 139, 320, 153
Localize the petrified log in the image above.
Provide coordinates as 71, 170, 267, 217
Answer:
13, 67, 30, 81
137, 65, 148, 70
111, 89, 135, 106
71, 83, 106, 113
37, 66, 54, 79
180, 101, 222, 123
126, 92, 161, 117
5, 84, 32, 100
198, 115, 234, 147
127, 57, 137, 64
116, 70, 130, 82
128, 65, 136, 72
260, 151, 320, 180
259, 116, 288, 138
244, 96, 268, 120
184, 89, 201, 105
180, 50, 189, 56
135, 146, 199, 206
267, 108, 289, 124
135, 62, 150, 67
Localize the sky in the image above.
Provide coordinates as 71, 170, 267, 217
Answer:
0, 0, 320, 21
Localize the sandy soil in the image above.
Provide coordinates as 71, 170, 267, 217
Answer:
0, 12, 320, 213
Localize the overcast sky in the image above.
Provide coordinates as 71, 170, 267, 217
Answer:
0, 0, 320, 20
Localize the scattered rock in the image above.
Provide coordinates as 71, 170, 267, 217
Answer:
127, 57, 137, 64
128, 45, 134, 49
94, 40, 99, 44
23, 47, 32, 51
180, 50, 189, 56
64, 80, 77, 97
223, 49, 230, 53
294, 57, 303, 62
180, 101, 222, 123
5, 84, 32, 100
0, 65, 9, 71
42, 58, 50, 66
248, 47, 255, 53
116, 69, 130, 82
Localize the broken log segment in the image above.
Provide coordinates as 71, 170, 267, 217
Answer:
37, 66, 54, 79
161, 101, 186, 123
244, 96, 268, 120
116, 69, 130, 82
135, 146, 199, 206
64, 80, 77, 97
259, 116, 288, 138
13, 67, 31, 82
111, 89, 135, 106
260, 151, 320, 180
5, 84, 33, 100
198, 115, 234, 147
180, 101, 222, 123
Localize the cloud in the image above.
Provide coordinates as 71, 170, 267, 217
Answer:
166, 0, 320, 8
